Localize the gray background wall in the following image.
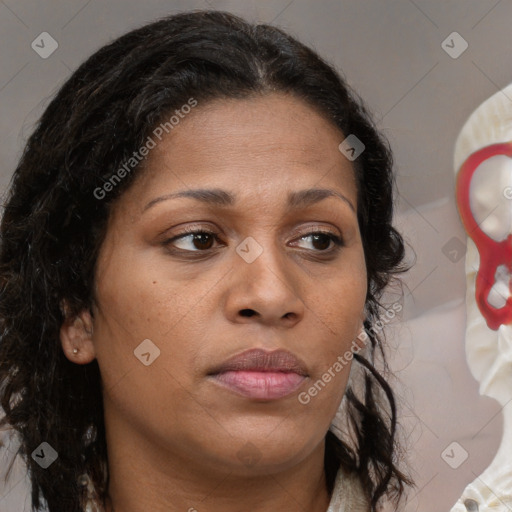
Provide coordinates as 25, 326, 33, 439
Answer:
0, 1, 510, 511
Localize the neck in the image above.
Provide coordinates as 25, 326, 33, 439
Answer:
105, 455, 331, 512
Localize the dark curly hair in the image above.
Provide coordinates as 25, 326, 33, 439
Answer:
0, 9, 412, 512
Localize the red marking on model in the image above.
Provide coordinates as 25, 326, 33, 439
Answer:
456, 143, 512, 330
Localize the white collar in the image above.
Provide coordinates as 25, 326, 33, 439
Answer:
326, 466, 370, 512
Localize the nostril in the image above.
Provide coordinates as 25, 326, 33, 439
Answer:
240, 309, 256, 317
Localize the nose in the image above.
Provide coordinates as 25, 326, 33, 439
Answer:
223, 236, 306, 328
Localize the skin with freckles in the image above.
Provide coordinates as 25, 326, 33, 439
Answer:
60, 92, 367, 512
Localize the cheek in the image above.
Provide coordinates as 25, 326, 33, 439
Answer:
95, 246, 193, 337
91, 250, 201, 392
308, 255, 367, 370
313, 251, 367, 324
91, 260, 203, 422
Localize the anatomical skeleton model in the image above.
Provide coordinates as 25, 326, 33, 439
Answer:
451, 84, 512, 512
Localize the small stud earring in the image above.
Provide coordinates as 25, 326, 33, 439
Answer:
73, 348, 79, 355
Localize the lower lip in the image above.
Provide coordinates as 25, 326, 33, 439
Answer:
210, 371, 307, 400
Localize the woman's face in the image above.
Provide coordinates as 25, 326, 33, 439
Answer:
64, 92, 367, 476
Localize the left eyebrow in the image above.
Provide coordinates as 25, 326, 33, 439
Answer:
287, 188, 355, 213
142, 187, 356, 213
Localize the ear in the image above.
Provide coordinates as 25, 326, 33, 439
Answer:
60, 302, 96, 364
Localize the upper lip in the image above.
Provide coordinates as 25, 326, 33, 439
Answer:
208, 348, 309, 376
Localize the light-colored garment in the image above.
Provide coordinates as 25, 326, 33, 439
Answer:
327, 466, 370, 512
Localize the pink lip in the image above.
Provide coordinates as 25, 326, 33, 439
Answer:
207, 348, 309, 400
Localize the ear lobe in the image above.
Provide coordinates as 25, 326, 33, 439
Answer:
60, 308, 96, 364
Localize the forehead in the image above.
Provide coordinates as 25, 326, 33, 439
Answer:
118, 92, 357, 215
157, 92, 347, 163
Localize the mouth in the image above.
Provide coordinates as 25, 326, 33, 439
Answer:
207, 348, 309, 400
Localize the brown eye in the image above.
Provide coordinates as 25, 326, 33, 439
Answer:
163, 229, 221, 252
311, 233, 331, 251
188, 232, 215, 251
295, 231, 344, 252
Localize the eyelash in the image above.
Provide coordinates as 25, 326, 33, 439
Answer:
162, 226, 344, 256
